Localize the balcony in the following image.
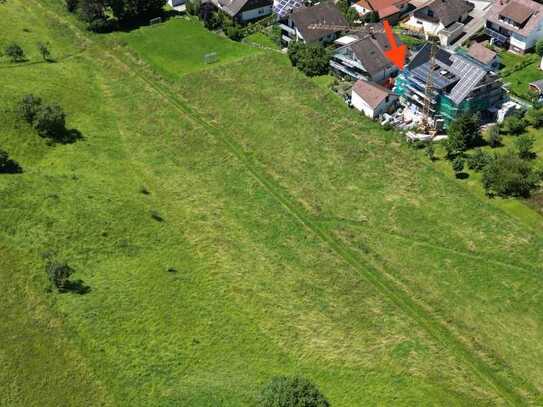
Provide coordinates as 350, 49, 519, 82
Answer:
279, 23, 295, 36
484, 26, 509, 44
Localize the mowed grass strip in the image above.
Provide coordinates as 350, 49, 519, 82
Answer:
118, 18, 260, 79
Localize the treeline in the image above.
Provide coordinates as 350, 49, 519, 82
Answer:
65, 0, 166, 32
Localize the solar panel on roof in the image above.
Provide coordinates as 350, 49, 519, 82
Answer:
448, 56, 486, 105
273, 0, 302, 17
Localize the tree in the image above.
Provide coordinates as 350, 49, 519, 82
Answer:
33, 104, 67, 140
185, 0, 200, 15
467, 148, 491, 171
482, 150, 541, 197
4, 42, 25, 62
425, 142, 435, 161
288, 42, 330, 77
525, 108, 543, 128
224, 24, 243, 41
78, 0, 106, 22
501, 115, 526, 135
536, 39, 543, 57
258, 376, 330, 407
452, 156, 465, 177
37, 42, 51, 61
18, 94, 43, 124
66, 0, 79, 12
485, 124, 502, 148
514, 134, 536, 160
198, 1, 221, 30
109, 0, 166, 22
444, 114, 481, 158
364, 11, 379, 23
46, 261, 75, 291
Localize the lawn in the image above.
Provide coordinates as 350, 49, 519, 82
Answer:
499, 51, 541, 100
118, 17, 260, 79
243, 32, 279, 49
2, 0, 543, 406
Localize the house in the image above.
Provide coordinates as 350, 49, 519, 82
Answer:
273, 0, 303, 19
485, 0, 543, 54
467, 42, 499, 70
167, 0, 186, 8
529, 79, 543, 102
350, 0, 411, 25
279, 2, 348, 45
394, 44, 506, 125
404, 0, 474, 46
211, 0, 273, 23
351, 79, 398, 118
330, 23, 402, 83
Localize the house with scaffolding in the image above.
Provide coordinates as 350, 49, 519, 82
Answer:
394, 44, 507, 127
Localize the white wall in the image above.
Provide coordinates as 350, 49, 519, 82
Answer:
405, 15, 443, 37
351, 91, 376, 118
240, 5, 272, 22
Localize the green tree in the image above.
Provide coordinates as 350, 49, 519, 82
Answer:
445, 114, 481, 157
525, 108, 543, 128
452, 156, 465, 177
536, 39, 543, 57
18, 94, 43, 124
485, 124, 501, 148
482, 150, 541, 197
46, 261, 75, 292
288, 42, 330, 77
37, 42, 51, 61
4, 42, 25, 62
110, 0, 166, 22
425, 142, 435, 161
66, 0, 79, 12
258, 376, 330, 407
185, 0, 200, 15
199, 1, 221, 30
78, 0, 106, 22
364, 11, 379, 23
501, 115, 526, 135
514, 134, 535, 160
33, 104, 67, 140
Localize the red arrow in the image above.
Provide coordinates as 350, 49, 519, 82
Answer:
383, 19, 407, 70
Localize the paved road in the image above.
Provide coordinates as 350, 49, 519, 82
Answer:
449, 0, 493, 50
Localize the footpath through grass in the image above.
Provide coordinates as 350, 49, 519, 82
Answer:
1, 0, 543, 405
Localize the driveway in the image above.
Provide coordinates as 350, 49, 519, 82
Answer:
449, 0, 492, 50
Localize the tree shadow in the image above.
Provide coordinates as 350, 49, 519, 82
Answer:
0, 159, 23, 174
62, 279, 91, 295
45, 128, 84, 145
456, 172, 469, 180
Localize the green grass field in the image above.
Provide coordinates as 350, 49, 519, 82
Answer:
2, 0, 543, 405
500, 51, 541, 100
119, 17, 260, 79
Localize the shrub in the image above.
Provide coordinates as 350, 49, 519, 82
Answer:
186, 0, 201, 15
87, 17, 115, 33
485, 124, 501, 148
467, 148, 491, 171
536, 39, 543, 57
288, 42, 330, 77
4, 42, 25, 62
66, 0, 79, 12
514, 134, 536, 160
37, 42, 51, 61
0, 148, 22, 174
258, 376, 330, 407
224, 24, 243, 41
425, 142, 435, 161
525, 108, 543, 128
452, 156, 465, 177
33, 104, 67, 140
18, 94, 43, 124
501, 115, 526, 135
482, 150, 541, 197
46, 261, 75, 291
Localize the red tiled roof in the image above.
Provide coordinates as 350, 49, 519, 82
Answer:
379, 4, 401, 17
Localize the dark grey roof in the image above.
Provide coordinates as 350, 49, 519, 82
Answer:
291, 2, 347, 42
530, 79, 543, 93
341, 23, 402, 76
407, 44, 493, 104
218, 0, 272, 16
413, 0, 473, 27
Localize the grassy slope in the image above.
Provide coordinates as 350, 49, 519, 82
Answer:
500, 51, 541, 100
121, 17, 260, 80
1, 1, 543, 405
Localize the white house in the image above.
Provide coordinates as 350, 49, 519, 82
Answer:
351, 79, 398, 119
485, 0, 543, 54
211, 0, 273, 23
404, 0, 473, 46
351, 0, 411, 25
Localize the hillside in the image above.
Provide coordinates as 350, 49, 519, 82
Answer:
1, 1, 543, 405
